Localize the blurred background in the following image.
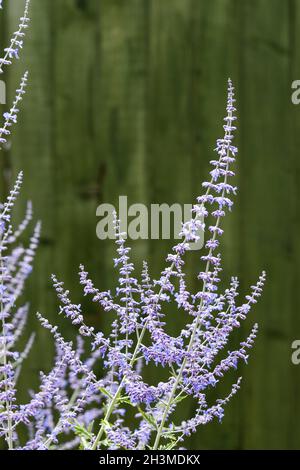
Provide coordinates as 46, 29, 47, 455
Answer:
1, 0, 300, 449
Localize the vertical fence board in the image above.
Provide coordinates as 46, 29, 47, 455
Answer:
237, 0, 297, 449
5, 0, 56, 392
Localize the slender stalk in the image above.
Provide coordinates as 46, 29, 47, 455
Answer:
91, 182, 218, 449
0, 239, 13, 449
152, 141, 232, 450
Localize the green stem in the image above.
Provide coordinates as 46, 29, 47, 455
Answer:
152, 152, 231, 450
90, 378, 124, 449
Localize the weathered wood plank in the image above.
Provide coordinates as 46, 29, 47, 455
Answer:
237, 0, 297, 449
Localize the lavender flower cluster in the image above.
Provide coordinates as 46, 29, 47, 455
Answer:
0, 0, 265, 450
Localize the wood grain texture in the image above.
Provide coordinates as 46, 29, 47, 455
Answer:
1, 0, 299, 449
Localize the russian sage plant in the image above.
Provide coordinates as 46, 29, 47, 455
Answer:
39, 80, 265, 450
0, 0, 265, 451
0, 1, 104, 451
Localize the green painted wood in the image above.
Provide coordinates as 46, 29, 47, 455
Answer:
1, 0, 300, 449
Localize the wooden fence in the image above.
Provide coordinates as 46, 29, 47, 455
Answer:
1, 0, 300, 449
